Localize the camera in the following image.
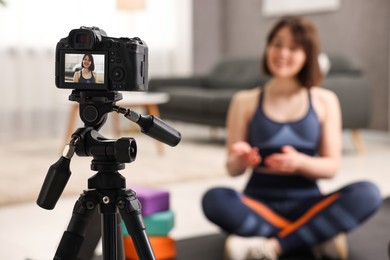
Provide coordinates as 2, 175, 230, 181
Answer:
55, 26, 148, 91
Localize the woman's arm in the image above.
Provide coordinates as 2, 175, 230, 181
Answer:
264, 88, 342, 179
226, 88, 261, 176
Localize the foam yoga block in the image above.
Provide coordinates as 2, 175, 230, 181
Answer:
124, 236, 176, 260
123, 210, 175, 236
144, 210, 175, 236
130, 186, 170, 216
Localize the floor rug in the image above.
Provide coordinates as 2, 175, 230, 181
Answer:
0, 133, 226, 205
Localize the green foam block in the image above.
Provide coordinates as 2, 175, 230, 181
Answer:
123, 209, 175, 236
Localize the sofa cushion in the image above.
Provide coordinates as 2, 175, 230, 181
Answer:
162, 86, 210, 113
202, 89, 240, 115
207, 58, 267, 89
163, 87, 238, 115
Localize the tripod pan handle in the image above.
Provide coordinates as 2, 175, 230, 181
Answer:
37, 156, 71, 210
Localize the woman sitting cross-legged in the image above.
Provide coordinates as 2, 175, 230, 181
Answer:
201, 16, 382, 260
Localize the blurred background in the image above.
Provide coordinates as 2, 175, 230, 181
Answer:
1, 1, 390, 259
0, 0, 193, 140
193, 0, 389, 132
0, 0, 389, 141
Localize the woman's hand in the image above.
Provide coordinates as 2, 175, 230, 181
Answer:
225, 89, 262, 177
226, 141, 262, 177
264, 145, 303, 174
231, 141, 262, 168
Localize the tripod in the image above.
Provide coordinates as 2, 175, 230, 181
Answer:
37, 90, 181, 260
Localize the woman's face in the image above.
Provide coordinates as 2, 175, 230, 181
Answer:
82, 55, 92, 69
266, 26, 306, 79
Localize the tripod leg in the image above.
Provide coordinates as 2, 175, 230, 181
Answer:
101, 211, 118, 260
116, 213, 125, 260
118, 190, 156, 260
55, 191, 126, 260
77, 207, 101, 260
99, 200, 125, 260
54, 196, 96, 260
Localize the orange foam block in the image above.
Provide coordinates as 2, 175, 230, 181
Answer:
124, 236, 176, 260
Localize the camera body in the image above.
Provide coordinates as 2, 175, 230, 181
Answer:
55, 26, 148, 91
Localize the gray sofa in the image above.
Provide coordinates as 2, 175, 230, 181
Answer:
149, 58, 268, 127
148, 54, 370, 151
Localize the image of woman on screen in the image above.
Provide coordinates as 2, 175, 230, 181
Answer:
73, 54, 98, 83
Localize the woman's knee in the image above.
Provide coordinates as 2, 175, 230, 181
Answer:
202, 187, 235, 204
341, 181, 382, 212
359, 181, 382, 210
201, 187, 239, 219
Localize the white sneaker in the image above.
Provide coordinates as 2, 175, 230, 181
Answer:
312, 233, 348, 259
224, 235, 278, 260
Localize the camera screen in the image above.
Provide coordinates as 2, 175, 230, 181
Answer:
64, 53, 106, 85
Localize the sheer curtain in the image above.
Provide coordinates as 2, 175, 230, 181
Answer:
0, 0, 192, 140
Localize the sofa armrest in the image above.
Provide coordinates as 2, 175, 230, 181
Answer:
327, 53, 362, 76
148, 76, 207, 91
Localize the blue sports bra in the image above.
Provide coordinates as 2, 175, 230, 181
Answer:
79, 69, 96, 83
244, 89, 322, 200
248, 89, 321, 165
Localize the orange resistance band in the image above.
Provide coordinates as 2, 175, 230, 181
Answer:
241, 196, 291, 229
242, 192, 340, 238
278, 193, 340, 238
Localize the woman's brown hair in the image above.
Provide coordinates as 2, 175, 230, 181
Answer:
262, 16, 323, 88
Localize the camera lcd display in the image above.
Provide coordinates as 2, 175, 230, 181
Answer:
63, 52, 106, 87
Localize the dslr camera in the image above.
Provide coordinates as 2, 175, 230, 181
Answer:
55, 26, 148, 91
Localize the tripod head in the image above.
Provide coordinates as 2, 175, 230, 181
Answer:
37, 90, 181, 210
69, 90, 122, 131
